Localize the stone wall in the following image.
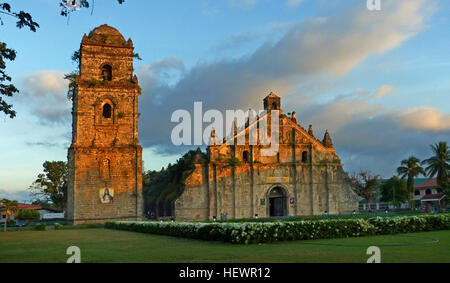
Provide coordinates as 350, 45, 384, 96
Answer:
67, 25, 143, 225
175, 162, 359, 221
175, 93, 359, 221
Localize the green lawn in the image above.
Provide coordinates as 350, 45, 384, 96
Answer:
0, 229, 449, 263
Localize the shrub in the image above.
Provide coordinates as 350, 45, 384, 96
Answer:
54, 223, 63, 230
106, 214, 450, 245
34, 223, 46, 231
16, 209, 40, 222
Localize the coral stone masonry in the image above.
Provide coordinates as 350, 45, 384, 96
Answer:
175, 93, 359, 221
67, 25, 143, 224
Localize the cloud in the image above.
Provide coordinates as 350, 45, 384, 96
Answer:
298, 95, 449, 176
212, 31, 262, 51
374, 85, 396, 98
0, 189, 32, 202
25, 141, 68, 148
287, 0, 304, 8
20, 70, 71, 125
396, 107, 450, 132
229, 0, 259, 9
138, 0, 434, 155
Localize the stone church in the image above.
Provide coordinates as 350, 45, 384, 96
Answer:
175, 93, 359, 221
67, 25, 143, 224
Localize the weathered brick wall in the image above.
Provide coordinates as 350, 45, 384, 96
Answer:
175, 162, 359, 221
175, 95, 359, 221
67, 25, 143, 225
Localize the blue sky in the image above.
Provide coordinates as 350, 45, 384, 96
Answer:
0, 0, 449, 202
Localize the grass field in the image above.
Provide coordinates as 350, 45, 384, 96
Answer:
0, 229, 449, 263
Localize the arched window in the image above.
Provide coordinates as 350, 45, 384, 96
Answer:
101, 65, 112, 81
426, 189, 432, 195
243, 151, 250, 163
272, 102, 278, 110
302, 151, 308, 163
103, 103, 112, 119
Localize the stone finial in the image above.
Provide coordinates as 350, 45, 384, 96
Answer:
209, 128, 219, 146
292, 111, 298, 124
233, 120, 238, 136
195, 154, 201, 164
323, 130, 334, 148
308, 125, 314, 137
133, 74, 139, 84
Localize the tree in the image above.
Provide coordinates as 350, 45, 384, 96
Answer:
143, 149, 206, 217
422, 142, 450, 211
29, 161, 68, 211
397, 156, 426, 210
0, 199, 19, 232
0, 3, 39, 118
0, 1, 124, 118
380, 176, 408, 207
349, 171, 381, 210
15, 209, 40, 226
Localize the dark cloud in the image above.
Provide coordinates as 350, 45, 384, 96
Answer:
0, 189, 32, 203
138, 0, 435, 157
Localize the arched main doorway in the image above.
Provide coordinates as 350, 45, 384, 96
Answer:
268, 187, 288, 217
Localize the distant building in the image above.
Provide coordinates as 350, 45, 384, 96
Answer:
414, 178, 446, 212
0, 203, 41, 224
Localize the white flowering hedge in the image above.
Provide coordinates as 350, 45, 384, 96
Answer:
105, 214, 450, 244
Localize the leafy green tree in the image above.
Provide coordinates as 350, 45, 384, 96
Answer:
0, 1, 124, 118
29, 161, 68, 211
397, 156, 426, 210
349, 171, 381, 209
0, 2, 39, 118
15, 209, 40, 226
380, 176, 408, 207
0, 199, 19, 232
422, 142, 450, 211
143, 148, 206, 217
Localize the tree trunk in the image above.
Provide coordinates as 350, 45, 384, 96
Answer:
3, 214, 7, 232
408, 176, 415, 211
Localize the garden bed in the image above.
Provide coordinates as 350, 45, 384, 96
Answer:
106, 214, 450, 244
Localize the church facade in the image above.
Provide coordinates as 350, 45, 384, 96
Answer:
175, 93, 359, 221
67, 25, 143, 224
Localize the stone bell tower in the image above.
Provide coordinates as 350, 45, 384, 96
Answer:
67, 25, 143, 224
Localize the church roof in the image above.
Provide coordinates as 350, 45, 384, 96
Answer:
264, 92, 280, 99
86, 24, 128, 46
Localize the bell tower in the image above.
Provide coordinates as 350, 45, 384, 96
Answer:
264, 92, 281, 111
67, 25, 143, 224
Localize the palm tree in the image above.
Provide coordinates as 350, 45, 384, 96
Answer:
397, 156, 426, 210
422, 142, 450, 212
0, 199, 19, 232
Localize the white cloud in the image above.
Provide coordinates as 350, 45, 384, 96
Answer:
374, 85, 396, 98
287, 0, 304, 8
138, 0, 434, 152
20, 70, 71, 125
396, 107, 450, 132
